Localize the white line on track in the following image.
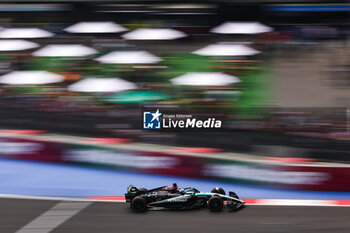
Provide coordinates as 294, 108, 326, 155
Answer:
14, 201, 91, 233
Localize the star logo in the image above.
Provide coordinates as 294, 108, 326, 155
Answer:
151, 109, 162, 122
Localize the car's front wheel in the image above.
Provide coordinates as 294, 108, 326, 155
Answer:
131, 196, 147, 212
208, 196, 223, 211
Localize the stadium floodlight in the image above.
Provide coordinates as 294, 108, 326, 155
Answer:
32, 44, 97, 57
211, 22, 273, 34
171, 72, 240, 86
0, 28, 54, 38
64, 21, 127, 34
122, 28, 186, 40
67, 78, 137, 93
0, 71, 64, 85
95, 51, 162, 64
0, 40, 39, 51
193, 43, 260, 56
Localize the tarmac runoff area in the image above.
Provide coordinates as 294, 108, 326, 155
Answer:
2, 197, 350, 233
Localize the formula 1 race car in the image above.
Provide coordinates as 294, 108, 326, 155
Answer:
125, 183, 245, 212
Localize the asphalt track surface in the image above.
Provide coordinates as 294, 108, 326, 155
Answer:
2, 198, 350, 233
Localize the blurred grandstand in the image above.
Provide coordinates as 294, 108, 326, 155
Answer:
1, 1, 350, 162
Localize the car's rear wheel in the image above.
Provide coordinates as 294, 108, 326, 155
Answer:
211, 187, 225, 195
131, 196, 147, 212
208, 196, 223, 211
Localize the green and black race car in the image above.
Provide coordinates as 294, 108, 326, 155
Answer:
125, 183, 245, 212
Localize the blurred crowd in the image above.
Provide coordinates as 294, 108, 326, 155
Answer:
0, 1, 350, 141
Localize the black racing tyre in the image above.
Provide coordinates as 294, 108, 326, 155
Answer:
208, 196, 223, 211
131, 196, 147, 212
211, 187, 226, 195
